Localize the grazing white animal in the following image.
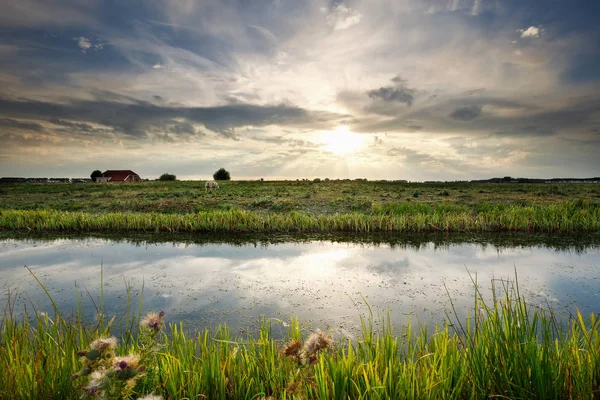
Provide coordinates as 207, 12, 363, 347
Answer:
205, 180, 219, 192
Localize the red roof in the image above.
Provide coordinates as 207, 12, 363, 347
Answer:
102, 170, 141, 182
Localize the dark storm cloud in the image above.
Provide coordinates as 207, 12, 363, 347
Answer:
48, 119, 97, 132
0, 95, 345, 139
353, 93, 600, 139
0, 118, 44, 132
367, 76, 416, 106
166, 121, 197, 135
448, 105, 482, 121
368, 86, 415, 106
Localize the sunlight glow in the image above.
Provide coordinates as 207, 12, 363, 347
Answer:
320, 126, 365, 155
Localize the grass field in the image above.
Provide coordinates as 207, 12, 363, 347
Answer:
1, 274, 599, 399
1, 180, 600, 233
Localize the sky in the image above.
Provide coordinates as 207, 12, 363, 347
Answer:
1, 0, 599, 181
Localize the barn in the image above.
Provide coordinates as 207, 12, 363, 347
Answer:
101, 170, 142, 183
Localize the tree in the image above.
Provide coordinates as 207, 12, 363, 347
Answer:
90, 170, 102, 182
159, 173, 177, 181
213, 168, 231, 181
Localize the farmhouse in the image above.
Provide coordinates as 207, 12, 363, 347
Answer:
101, 170, 142, 183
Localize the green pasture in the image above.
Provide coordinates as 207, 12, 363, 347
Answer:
1, 181, 599, 233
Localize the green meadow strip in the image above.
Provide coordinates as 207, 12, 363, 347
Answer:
1, 199, 599, 233
1, 276, 599, 399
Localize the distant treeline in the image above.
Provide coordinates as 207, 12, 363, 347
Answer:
1, 176, 599, 184
0, 177, 91, 183
466, 176, 600, 184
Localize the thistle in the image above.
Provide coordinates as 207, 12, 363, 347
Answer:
300, 330, 332, 364
113, 354, 142, 380
72, 337, 118, 381
282, 331, 332, 365
84, 370, 109, 396
140, 311, 165, 333
90, 337, 118, 352
282, 339, 302, 363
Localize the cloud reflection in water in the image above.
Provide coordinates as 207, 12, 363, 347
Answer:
0, 237, 598, 337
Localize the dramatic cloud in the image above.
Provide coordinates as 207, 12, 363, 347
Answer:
0, 118, 44, 132
0, 0, 598, 180
0, 95, 345, 139
367, 77, 416, 106
448, 105, 482, 121
368, 87, 414, 106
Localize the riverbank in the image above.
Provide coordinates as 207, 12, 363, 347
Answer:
1, 276, 598, 399
1, 200, 599, 233
1, 181, 599, 233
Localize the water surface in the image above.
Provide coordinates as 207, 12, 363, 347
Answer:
1, 234, 599, 337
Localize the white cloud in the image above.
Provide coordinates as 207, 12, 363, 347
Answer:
74, 36, 105, 53
152, 63, 164, 69
324, 4, 362, 31
76, 36, 91, 52
520, 26, 542, 38
471, 0, 481, 16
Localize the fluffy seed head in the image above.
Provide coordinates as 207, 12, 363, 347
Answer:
114, 355, 140, 370
90, 371, 106, 381
282, 339, 302, 358
301, 330, 332, 363
140, 312, 165, 331
85, 370, 107, 394
89, 337, 117, 352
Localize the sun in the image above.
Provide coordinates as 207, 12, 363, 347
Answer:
320, 126, 365, 155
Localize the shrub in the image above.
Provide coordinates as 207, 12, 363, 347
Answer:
213, 168, 231, 181
159, 173, 176, 181
90, 170, 102, 182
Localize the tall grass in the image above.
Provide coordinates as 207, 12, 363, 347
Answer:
1, 199, 599, 233
1, 272, 599, 399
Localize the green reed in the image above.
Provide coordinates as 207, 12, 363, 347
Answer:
1, 271, 599, 399
1, 199, 599, 233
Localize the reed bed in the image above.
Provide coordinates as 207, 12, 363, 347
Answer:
1, 199, 599, 233
1, 275, 599, 399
